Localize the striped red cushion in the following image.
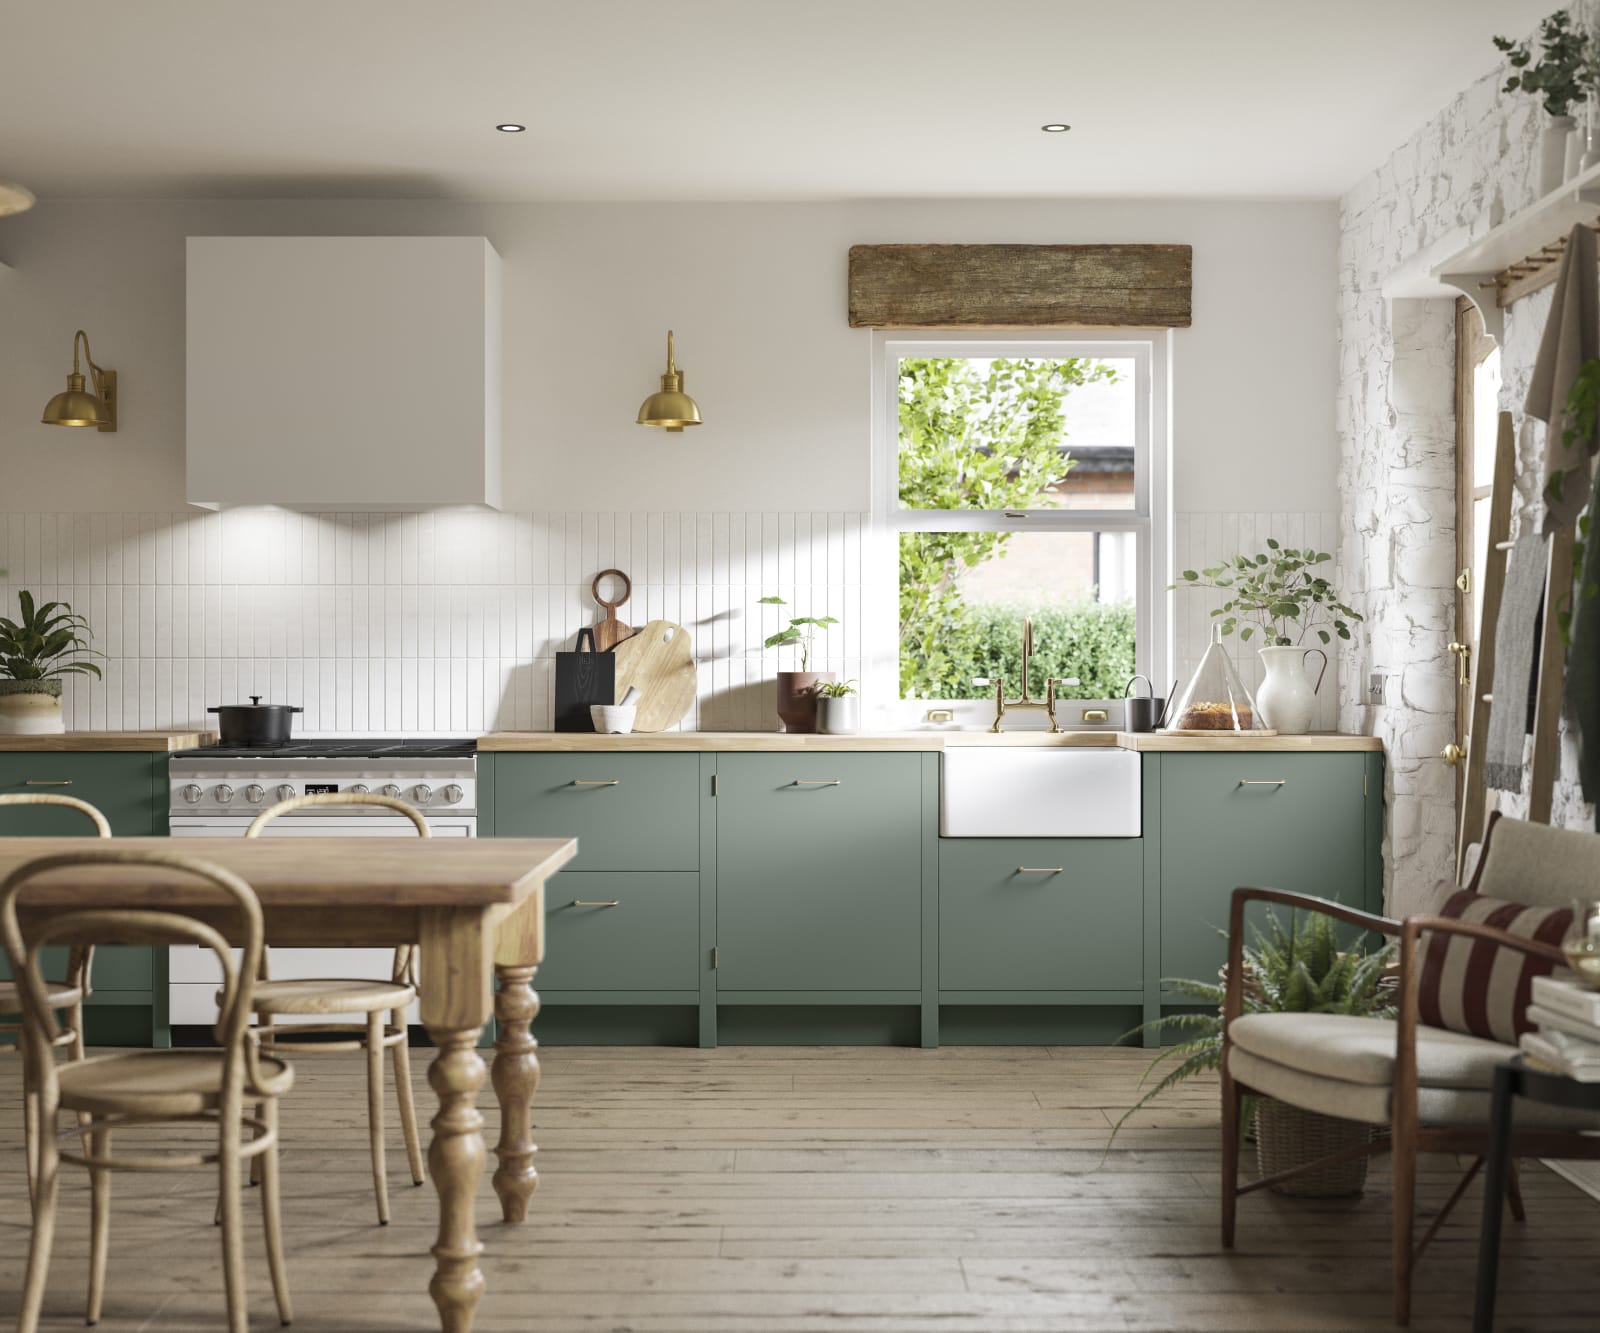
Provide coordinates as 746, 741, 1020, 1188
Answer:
1418, 891, 1573, 1044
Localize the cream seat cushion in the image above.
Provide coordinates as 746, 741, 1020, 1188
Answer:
1228, 1012, 1600, 1131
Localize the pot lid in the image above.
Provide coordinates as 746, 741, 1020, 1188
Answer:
208, 695, 304, 713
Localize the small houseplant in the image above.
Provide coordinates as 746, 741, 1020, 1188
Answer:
1109, 909, 1396, 1198
0, 591, 103, 736
1495, 12, 1594, 193
812, 678, 859, 736
758, 595, 839, 733
1172, 540, 1361, 734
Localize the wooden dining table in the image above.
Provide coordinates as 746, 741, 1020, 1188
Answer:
0, 834, 577, 1333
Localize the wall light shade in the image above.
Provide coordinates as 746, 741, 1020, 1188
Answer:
41, 329, 117, 432
0, 180, 35, 217
636, 330, 702, 432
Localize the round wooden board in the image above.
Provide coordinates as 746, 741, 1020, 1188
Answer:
610, 619, 695, 733
1158, 728, 1279, 737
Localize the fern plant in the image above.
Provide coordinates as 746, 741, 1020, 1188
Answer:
0, 591, 103, 685
1107, 908, 1396, 1146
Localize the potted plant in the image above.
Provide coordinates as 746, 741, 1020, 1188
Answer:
1496, 12, 1594, 194
0, 591, 103, 736
1109, 909, 1397, 1198
758, 595, 839, 733
1172, 540, 1361, 735
812, 679, 859, 736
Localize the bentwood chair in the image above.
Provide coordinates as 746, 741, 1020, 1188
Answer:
0, 793, 112, 1197
240, 792, 426, 1224
1219, 813, 1600, 1326
0, 847, 293, 1332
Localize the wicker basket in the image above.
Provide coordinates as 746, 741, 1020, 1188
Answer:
1253, 1099, 1374, 1197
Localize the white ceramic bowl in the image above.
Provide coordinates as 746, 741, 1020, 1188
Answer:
590, 704, 637, 734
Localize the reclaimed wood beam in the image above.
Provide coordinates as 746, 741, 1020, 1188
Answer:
847, 242, 1192, 329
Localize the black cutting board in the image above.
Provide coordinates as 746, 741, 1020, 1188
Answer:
554, 626, 615, 732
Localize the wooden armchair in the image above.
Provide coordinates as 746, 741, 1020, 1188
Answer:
1219, 814, 1600, 1326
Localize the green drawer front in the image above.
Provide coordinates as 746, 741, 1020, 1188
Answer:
939, 838, 1143, 991
493, 754, 699, 871
1159, 753, 1367, 985
716, 753, 922, 991
537, 873, 699, 991
0, 753, 157, 836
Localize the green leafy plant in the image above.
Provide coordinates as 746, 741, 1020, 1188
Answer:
758, 596, 837, 672
1172, 540, 1362, 647
1495, 12, 1593, 118
811, 678, 857, 699
1558, 361, 1600, 646
1107, 909, 1397, 1147
0, 591, 103, 684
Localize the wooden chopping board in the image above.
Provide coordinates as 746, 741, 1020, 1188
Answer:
591, 568, 633, 651
610, 619, 695, 732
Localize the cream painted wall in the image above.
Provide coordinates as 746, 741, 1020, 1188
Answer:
0, 196, 1338, 517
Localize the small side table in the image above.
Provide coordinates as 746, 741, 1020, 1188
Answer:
1474, 1056, 1600, 1331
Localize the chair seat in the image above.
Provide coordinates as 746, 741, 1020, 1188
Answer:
0, 979, 85, 1009
247, 977, 416, 1016
1229, 1013, 1600, 1130
57, 1049, 294, 1118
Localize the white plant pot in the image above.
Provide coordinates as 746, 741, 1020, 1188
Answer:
0, 683, 65, 736
817, 696, 860, 736
1541, 116, 1575, 196
1254, 646, 1325, 736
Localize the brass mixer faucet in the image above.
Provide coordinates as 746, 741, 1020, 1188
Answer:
976, 616, 1079, 733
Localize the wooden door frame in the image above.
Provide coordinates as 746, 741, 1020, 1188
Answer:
1453, 298, 1497, 815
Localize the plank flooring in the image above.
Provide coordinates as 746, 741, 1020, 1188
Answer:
1, 1044, 1598, 1331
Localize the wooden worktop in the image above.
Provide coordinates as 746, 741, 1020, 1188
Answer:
0, 730, 217, 752
479, 730, 1383, 753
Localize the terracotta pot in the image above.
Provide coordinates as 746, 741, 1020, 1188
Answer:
775, 672, 834, 733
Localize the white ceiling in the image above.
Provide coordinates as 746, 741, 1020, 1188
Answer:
0, 0, 1549, 202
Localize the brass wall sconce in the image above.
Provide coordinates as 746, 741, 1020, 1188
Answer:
636, 329, 702, 432
41, 329, 117, 432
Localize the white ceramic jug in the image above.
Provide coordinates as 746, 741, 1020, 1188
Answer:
1254, 646, 1327, 735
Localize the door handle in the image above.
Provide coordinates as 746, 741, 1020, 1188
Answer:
1447, 641, 1471, 687
572, 779, 620, 786
572, 899, 621, 908
1237, 779, 1287, 788
24, 779, 72, 786
1015, 866, 1064, 875
793, 779, 842, 786
1441, 742, 1465, 766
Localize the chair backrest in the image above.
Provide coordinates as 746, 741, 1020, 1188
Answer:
0, 792, 112, 838
246, 791, 428, 983
0, 848, 265, 1086
1472, 812, 1600, 908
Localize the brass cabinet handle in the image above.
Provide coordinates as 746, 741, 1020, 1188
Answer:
794, 779, 842, 786
24, 779, 73, 786
1016, 866, 1064, 875
1082, 709, 1109, 723
1237, 779, 1287, 787
1440, 742, 1465, 766
572, 779, 620, 786
573, 899, 621, 908
1447, 641, 1472, 687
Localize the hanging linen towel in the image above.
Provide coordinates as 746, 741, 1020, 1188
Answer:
1526, 224, 1600, 532
1567, 460, 1600, 826
1485, 531, 1548, 793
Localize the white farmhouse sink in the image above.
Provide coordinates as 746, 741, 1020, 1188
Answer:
940, 747, 1141, 837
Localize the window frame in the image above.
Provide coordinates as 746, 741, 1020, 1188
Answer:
867, 328, 1172, 719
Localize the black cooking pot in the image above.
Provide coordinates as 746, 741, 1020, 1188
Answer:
207, 696, 303, 747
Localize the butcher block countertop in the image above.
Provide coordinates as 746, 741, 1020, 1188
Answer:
0, 730, 218, 752
479, 731, 1383, 753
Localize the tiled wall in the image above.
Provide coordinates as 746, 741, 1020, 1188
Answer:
0, 510, 865, 734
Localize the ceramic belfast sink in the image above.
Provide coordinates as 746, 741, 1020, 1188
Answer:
940, 746, 1142, 837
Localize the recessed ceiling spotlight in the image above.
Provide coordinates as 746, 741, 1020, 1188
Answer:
1040, 123, 1071, 133
495, 123, 526, 133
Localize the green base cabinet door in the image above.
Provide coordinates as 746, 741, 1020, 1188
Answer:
1158, 753, 1369, 987
538, 873, 700, 992
716, 753, 922, 991
939, 838, 1143, 991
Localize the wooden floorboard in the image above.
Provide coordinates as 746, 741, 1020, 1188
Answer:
0, 1044, 1595, 1330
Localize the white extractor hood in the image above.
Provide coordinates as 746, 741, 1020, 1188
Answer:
186, 235, 501, 510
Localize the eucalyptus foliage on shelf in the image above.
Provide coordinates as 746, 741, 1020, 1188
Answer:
757, 595, 838, 672
1172, 540, 1362, 647
0, 591, 103, 684
1495, 11, 1594, 119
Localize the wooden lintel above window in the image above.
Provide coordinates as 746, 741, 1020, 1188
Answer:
847, 243, 1192, 329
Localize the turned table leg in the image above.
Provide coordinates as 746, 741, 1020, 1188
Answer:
492, 963, 541, 1222
426, 1026, 488, 1333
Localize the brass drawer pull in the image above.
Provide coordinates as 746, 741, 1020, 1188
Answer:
24, 779, 73, 787
1082, 709, 1109, 723
573, 899, 621, 908
1237, 779, 1287, 788
794, 779, 842, 786
1016, 866, 1064, 875
572, 779, 620, 786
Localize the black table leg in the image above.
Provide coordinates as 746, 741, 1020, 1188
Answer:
1474, 1062, 1519, 1333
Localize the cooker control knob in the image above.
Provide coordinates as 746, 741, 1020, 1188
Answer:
244, 784, 265, 804
181, 784, 203, 804
276, 784, 296, 803
442, 784, 464, 805
380, 783, 401, 799
411, 784, 433, 805
213, 784, 235, 805
349, 783, 370, 795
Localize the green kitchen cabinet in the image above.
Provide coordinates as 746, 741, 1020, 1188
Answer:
714, 752, 923, 992
939, 837, 1144, 992
1157, 752, 1378, 988
537, 872, 701, 992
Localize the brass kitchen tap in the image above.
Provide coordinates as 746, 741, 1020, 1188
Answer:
977, 616, 1080, 733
